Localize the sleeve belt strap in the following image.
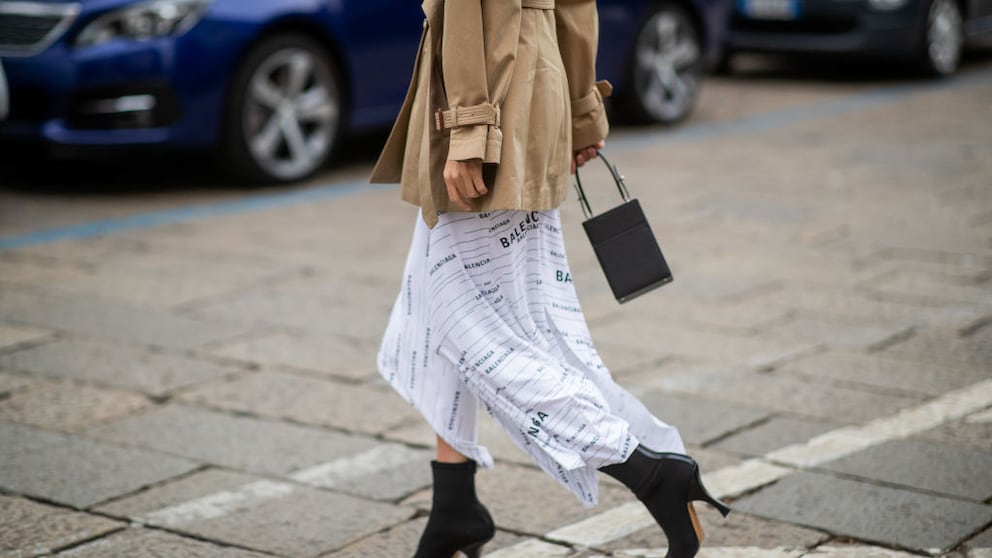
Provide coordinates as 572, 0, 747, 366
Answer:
571, 80, 614, 116
436, 104, 501, 131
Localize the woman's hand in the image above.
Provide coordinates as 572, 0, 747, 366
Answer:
444, 159, 487, 211
571, 139, 606, 174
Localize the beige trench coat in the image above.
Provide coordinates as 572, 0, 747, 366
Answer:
369, 0, 611, 228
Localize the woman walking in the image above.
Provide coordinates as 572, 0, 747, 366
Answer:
369, 1, 729, 556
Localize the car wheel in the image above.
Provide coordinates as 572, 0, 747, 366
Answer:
919, 0, 964, 76
617, 2, 704, 125
223, 34, 342, 183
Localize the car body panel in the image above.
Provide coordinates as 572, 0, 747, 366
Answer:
726, 0, 992, 56
1, 0, 729, 153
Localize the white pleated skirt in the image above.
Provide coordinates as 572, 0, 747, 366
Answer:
378, 209, 685, 506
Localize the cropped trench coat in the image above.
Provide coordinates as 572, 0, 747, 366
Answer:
369, 0, 612, 228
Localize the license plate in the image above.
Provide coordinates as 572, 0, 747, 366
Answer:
738, 0, 802, 19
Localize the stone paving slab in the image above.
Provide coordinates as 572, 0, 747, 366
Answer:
0, 433, 200, 508
320, 517, 528, 558
0, 338, 246, 397
740, 286, 985, 332
0, 323, 53, 352
179, 369, 420, 436
383, 410, 535, 466
254, 272, 400, 313
861, 269, 992, 306
35, 262, 293, 310
88, 404, 377, 477
801, 545, 925, 558
589, 320, 819, 370
0, 252, 94, 287
0, 378, 151, 432
586, 342, 672, 379
0, 421, 72, 454
606, 295, 792, 337
915, 411, 992, 452
733, 471, 992, 552
599, 507, 829, 554
56, 527, 276, 558
871, 260, 991, 285
712, 416, 838, 457
205, 329, 379, 382
186, 291, 389, 345
631, 389, 770, 446
1, 296, 254, 349
94, 468, 412, 557
290, 443, 433, 501
818, 438, 992, 501
402, 462, 631, 537
758, 316, 907, 351
628, 364, 921, 425
967, 526, 992, 549
781, 350, 988, 397
0, 370, 46, 395
878, 324, 992, 370
14, 245, 299, 310
0, 495, 124, 558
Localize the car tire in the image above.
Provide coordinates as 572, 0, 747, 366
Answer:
918, 0, 964, 76
222, 34, 342, 183
615, 2, 704, 125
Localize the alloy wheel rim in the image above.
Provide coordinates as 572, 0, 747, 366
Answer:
927, 0, 963, 74
633, 9, 701, 122
244, 48, 339, 180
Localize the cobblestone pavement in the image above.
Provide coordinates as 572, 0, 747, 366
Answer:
1, 58, 991, 558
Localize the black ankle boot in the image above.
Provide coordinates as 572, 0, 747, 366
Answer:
413, 460, 495, 558
601, 446, 730, 558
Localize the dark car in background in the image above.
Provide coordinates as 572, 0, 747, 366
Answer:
723, 0, 992, 75
0, 0, 730, 183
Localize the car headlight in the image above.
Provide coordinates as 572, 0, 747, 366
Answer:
75, 0, 212, 47
867, 0, 909, 10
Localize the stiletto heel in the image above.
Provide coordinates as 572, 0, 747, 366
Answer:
600, 446, 731, 558
687, 465, 731, 517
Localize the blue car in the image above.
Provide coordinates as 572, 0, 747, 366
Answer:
0, 0, 728, 183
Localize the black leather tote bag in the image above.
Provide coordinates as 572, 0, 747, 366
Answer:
573, 151, 672, 303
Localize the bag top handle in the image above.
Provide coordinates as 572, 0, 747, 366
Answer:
573, 150, 630, 220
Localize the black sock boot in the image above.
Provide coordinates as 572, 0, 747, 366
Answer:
413, 460, 495, 558
601, 446, 730, 558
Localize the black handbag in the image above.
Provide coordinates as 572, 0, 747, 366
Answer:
573, 151, 673, 303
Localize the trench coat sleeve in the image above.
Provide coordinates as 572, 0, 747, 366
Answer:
442, 1, 521, 164
555, 0, 611, 151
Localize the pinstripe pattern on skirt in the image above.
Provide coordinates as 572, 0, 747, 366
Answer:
378, 209, 684, 506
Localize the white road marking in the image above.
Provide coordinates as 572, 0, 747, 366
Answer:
484, 539, 572, 557
139, 480, 295, 527
768, 378, 992, 468
612, 546, 923, 557
799, 546, 927, 557
965, 407, 992, 424
289, 444, 425, 488
139, 444, 423, 527
488, 378, 992, 555
547, 502, 653, 547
